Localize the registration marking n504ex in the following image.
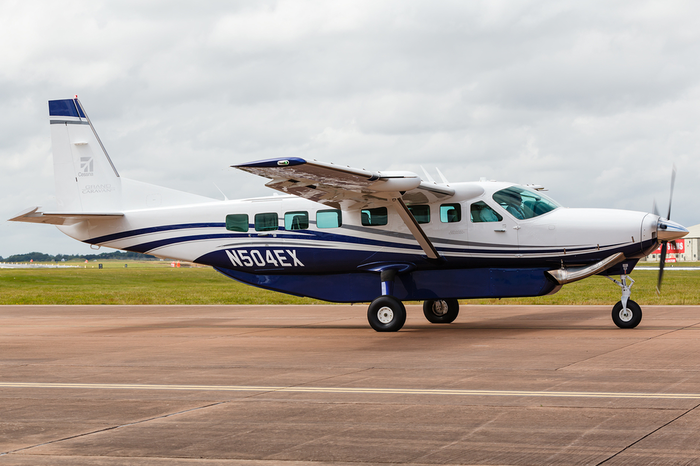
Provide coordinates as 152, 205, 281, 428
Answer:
226, 249, 304, 268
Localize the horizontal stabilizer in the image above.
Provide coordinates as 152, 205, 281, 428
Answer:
9, 207, 123, 226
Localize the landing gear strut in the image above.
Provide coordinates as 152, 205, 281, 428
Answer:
607, 274, 642, 328
367, 269, 406, 332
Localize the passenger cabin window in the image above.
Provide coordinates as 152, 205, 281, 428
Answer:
440, 204, 461, 223
408, 205, 430, 224
226, 214, 249, 232
492, 186, 560, 220
255, 212, 278, 231
361, 207, 388, 226
317, 209, 342, 228
470, 201, 502, 223
284, 211, 309, 230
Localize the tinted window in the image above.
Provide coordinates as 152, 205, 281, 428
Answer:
317, 209, 342, 228
470, 201, 503, 223
284, 211, 309, 230
408, 205, 430, 224
361, 207, 388, 226
255, 212, 278, 231
440, 204, 461, 223
225, 214, 249, 232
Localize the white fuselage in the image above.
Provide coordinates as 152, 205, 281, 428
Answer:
56, 181, 659, 272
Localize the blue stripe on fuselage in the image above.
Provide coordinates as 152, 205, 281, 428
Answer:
86, 222, 648, 268
87, 223, 226, 244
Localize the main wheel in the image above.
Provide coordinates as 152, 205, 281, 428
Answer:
612, 300, 642, 329
367, 296, 406, 332
423, 299, 459, 324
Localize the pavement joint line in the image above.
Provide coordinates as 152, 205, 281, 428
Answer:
555, 319, 700, 371
596, 400, 700, 465
0, 400, 229, 457
3, 382, 700, 399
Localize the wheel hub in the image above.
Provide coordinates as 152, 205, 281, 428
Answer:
432, 300, 449, 316
377, 306, 394, 324
619, 308, 633, 322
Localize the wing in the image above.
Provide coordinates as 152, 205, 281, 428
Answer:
233, 157, 454, 210
233, 157, 456, 260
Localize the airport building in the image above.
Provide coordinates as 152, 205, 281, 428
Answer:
643, 223, 700, 263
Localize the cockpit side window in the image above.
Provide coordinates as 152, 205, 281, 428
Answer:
470, 201, 502, 223
492, 186, 559, 220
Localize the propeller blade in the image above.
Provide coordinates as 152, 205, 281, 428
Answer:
667, 165, 676, 220
652, 199, 659, 217
657, 241, 668, 294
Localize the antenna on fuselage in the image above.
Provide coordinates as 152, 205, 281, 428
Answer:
213, 182, 229, 201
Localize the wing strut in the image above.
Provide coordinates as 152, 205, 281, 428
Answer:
390, 197, 441, 260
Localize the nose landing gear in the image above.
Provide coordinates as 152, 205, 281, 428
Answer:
607, 274, 642, 328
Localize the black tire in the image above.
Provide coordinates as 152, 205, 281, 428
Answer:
367, 296, 406, 332
423, 299, 459, 324
612, 300, 642, 329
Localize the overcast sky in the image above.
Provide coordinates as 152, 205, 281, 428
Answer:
2, 0, 700, 257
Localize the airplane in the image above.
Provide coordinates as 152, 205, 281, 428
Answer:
10, 97, 689, 332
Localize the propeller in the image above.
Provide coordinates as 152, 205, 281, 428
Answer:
656, 166, 676, 294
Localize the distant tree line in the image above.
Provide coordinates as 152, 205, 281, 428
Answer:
0, 250, 157, 262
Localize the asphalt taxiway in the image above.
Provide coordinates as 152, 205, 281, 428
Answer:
2, 304, 700, 465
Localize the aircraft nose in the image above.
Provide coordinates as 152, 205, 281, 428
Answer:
657, 218, 689, 241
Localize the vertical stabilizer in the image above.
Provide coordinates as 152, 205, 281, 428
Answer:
49, 98, 122, 212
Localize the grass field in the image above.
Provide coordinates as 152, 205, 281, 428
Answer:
1, 260, 698, 305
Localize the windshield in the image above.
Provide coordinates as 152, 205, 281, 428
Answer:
492, 186, 560, 220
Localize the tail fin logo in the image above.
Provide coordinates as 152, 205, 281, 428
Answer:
79, 157, 94, 177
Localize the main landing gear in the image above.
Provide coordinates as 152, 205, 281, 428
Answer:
607, 274, 642, 328
366, 269, 460, 332
366, 297, 460, 332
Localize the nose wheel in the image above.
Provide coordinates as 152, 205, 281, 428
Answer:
612, 300, 642, 328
